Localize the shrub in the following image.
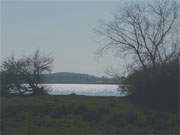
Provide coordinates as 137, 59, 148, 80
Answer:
126, 58, 179, 110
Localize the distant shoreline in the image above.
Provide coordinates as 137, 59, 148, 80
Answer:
41, 82, 120, 85
42, 72, 121, 85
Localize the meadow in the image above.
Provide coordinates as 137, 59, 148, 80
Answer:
1, 95, 179, 135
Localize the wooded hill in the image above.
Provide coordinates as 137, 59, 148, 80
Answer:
42, 72, 119, 84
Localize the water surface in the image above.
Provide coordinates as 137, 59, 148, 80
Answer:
44, 84, 123, 96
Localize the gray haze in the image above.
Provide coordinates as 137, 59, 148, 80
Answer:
1, 0, 148, 76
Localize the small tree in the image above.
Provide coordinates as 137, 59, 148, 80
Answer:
24, 50, 53, 95
0, 50, 53, 96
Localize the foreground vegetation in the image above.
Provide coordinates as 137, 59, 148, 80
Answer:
1, 95, 179, 135
124, 58, 179, 111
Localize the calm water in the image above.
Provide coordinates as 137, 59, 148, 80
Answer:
44, 84, 124, 96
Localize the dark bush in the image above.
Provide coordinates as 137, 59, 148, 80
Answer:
126, 58, 179, 111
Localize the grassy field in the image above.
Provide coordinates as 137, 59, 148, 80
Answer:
1, 95, 179, 135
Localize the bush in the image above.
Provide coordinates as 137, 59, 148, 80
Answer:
126, 58, 179, 110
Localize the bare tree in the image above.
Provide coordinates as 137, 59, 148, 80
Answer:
97, 0, 180, 70
25, 50, 53, 95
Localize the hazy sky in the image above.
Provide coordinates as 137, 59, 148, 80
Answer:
1, 0, 137, 76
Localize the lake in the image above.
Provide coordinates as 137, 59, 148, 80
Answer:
44, 84, 125, 96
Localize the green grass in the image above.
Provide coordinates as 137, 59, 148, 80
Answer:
1, 95, 179, 135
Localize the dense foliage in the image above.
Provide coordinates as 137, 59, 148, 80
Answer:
125, 58, 179, 110
1, 96, 179, 135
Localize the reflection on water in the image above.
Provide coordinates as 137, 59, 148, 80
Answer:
44, 84, 125, 96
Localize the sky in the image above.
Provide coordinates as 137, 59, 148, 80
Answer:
1, 0, 138, 76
